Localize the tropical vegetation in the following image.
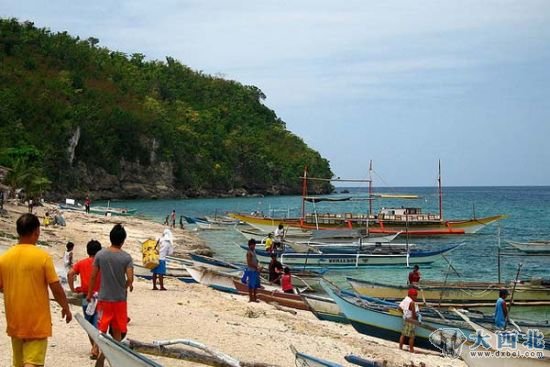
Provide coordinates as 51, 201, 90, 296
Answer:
0, 18, 333, 199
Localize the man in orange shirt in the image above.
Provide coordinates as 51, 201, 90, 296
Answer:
0, 213, 72, 367
68, 239, 102, 359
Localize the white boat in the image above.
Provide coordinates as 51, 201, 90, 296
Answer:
90, 203, 137, 216
76, 314, 163, 366
184, 265, 243, 293
508, 240, 550, 254
285, 239, 415, 254
241, 243, 462, 268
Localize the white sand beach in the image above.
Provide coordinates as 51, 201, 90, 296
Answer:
0, 202, 465, 366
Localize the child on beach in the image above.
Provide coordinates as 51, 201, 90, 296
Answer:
67, 239, 102, 359
44, 211, 51, 227
63, 241, 75, 273
281, 266, 294, 294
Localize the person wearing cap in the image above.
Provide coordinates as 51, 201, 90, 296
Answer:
399, 288, 419, 352
245, 238, 262, 302
495, 289, 509, 329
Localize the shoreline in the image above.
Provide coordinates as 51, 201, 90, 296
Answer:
0, 201, 465, 366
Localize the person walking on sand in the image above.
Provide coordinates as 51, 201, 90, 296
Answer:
68, 239, 102, 359
63, 241, 75, 274
85, 195, 91, 214
0, 213, 72, 367
399, 288, 420, 353
88, 224, 133, 359
152, 229, 174, 290
245, 238, 261, 302
170, 209, 176, 228
494, 289, 509, 329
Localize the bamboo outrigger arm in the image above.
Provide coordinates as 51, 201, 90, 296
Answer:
126, 338, 280, 367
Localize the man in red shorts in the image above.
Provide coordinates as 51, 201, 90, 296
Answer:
88, 224, 133, 363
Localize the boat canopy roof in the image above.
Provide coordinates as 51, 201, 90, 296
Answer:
371, 193, 420, 199
303, 196, 353, 203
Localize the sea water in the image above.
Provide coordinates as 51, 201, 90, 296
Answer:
102, 186, 550, 321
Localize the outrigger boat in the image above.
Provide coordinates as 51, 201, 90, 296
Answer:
90, 200, 137, 216
301, 289, 550, 334
321, 280, 550, 356
507, 240, 550, 254
230, 161, 505, 236
239, 243, 462, 268
347, 277, 550, 306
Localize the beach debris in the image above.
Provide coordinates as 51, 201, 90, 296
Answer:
244, 307, 264, 318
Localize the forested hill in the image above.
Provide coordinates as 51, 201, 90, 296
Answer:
0, 18, 333, 200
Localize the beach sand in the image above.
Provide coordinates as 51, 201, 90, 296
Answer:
0, 202, 465, 366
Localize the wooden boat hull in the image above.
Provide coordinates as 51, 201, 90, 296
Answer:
232, 280, 311, 311
229, 213, 505, 236
348, 277, 550, 304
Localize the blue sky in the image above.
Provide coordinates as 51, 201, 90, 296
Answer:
3, 1, 550, 186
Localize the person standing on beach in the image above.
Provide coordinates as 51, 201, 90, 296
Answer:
273, 224, 285, 250
63, 241, 75, 274
245, 238, 261, 302
494, 289, 509, 329
84, 195, 91, 214
281, 267, 294, 294
68, 239, 102, 359
170, 209, 176, 228
408, 265, 421, 287
88, 224, 134, 344
268, 253, 283, 284
264, 233, 274, 252
152, 229, 174, 290
399, 288, 419, 353
0, 213, 72, 367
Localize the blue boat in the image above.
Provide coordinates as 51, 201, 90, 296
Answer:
319, 280, 470, 351
345, 354, 385, 367
291, 345, 343, 367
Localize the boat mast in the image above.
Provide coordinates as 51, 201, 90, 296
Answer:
438, 160, 443, 220
301, 166, 308, 221
368, 160, 373, 215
